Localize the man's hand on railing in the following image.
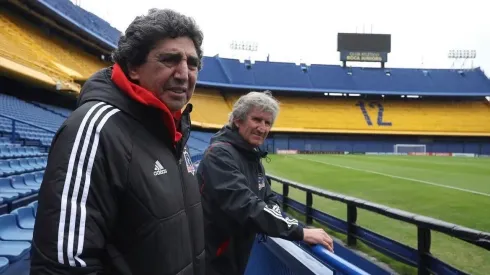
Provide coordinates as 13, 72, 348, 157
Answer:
303, 228, 334, 253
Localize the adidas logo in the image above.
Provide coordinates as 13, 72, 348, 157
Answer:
154, 160, 167, 176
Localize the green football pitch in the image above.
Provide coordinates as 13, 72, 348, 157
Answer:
263, 154, 490, 275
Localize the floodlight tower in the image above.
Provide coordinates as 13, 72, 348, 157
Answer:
448, 49, 476, 69
229, 40, 259, 63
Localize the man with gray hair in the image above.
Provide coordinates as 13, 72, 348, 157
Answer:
197, 91, 333, 275
31, 9, 205, 275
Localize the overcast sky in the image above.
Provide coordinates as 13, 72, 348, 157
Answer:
72, 0, 489, 75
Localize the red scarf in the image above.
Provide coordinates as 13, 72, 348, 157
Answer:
111, 63, 182, 144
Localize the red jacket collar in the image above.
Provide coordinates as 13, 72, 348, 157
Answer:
111, 63, 182, 144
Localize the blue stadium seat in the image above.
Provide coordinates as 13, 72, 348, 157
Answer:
0, 194, 19, 204
37, 158, 47, 168
21, 160, 36, 172
7, 161, 24, 175
7, 148, 22, 159
0, 241, 30, 262
10, 207, 35, 229
0, 179, 25, 197
17, 160, 33, 173
33, 172, 43, 184
21, 174, 39, 187
0, 149, 12, 159
8, 177, 38, 193
35, 172, 43, 182
0, 257, 8, 274
0, 214, 33, 242
27, 201, 37, 217
27, 159, 41, 171
0, 162, 15, 177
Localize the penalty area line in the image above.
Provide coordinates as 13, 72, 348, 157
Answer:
293, 156, 490, 198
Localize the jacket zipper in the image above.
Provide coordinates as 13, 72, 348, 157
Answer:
176, 153, 197, 271
174, 111, 197, 269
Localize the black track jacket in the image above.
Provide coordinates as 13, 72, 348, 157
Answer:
30, 67, 205, 275
197, 126, 304, 275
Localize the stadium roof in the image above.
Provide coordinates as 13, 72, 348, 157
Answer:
26, 0, 121, 50
29, 0, 490, 97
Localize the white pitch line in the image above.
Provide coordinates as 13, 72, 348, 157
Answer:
293, 156, 490, 198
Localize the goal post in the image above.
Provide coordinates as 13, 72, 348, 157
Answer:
394, 144, 426, 154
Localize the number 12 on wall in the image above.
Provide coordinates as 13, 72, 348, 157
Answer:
355, 101, 392, 126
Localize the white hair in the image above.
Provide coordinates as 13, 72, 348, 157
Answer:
228, 90, 280, 127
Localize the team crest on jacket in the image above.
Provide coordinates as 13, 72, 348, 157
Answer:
258, 173, 265, 190
183, 148, 195, 175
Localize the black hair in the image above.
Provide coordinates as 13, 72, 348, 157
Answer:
112, 8, 204, 74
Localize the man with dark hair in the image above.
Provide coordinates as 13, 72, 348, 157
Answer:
197, 91, 334, 275
31, 9, 205, 275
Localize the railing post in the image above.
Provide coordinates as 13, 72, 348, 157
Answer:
11, 120, 16, 143
417, 227, 431, 275
347, 203, 358, 246
306, 191, 313, 225
282, 184, 289, 212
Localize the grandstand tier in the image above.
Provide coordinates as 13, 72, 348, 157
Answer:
0, 93, 68, 146
36, 0, 121, 47
188, 89, 232, 128
0, 8, 108, 93
197, 57, 490, 97
188, 90, 490, 136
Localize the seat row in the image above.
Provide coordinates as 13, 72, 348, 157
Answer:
0, 201, 37, 274
0, 146, 47, 159
0, 172, 42, 214
0, 158, 46, 177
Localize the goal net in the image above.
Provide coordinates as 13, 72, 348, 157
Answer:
394, 144, 426, 154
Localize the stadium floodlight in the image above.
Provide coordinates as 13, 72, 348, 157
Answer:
230, 40, 258, 52
448, 49, 476, 59
229, 40, 259, 64
448, 49, 476, 69
394, 144, 426, 154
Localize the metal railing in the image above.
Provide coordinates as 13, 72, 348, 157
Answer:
0, 113, 56, 143
268, 174, 490, 275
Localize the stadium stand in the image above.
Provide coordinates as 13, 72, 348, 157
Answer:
0, 11, 71, 87
198, 57, 490, 96
0, 0, 489, 274
188, 89, 232, 128
0, 201, 38, 274
36, 0, 121, 47
30, 102, 72, 118
216, 94, 490, 136
0, 93, 66, 146
0, 8, 108, 93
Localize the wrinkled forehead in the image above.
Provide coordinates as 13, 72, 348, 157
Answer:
151, 37, 198, 58
247, 107, 274, 120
